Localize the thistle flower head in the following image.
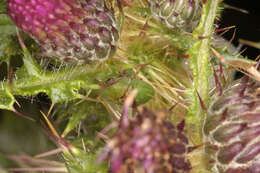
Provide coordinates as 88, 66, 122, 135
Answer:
148, 0, 202, 32
100, 106, 193, 173
204, 77, 260, 173
7, 0, 119, 63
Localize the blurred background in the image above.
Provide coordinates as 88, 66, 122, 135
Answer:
220, 0, 260, 59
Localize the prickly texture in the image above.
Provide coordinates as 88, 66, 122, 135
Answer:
204, 77, 260, 173
149, 0, 202, 32
100, 108, 193, 173
7, 0, 119, 63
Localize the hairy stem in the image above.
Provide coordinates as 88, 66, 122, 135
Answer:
189, 0, 219, 141
188, 0, 220, 172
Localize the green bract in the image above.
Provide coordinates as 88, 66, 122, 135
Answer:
205, 78, 260, 173
149, 0, 202, 32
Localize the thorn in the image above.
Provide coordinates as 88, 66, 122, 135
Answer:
219, 62, 226, 84
239, 38, 260, 48
195, 89, 207, 110
96, 122, 117, 141
187, 146, 199, 153
14, 99, 21, 108
8, 67, 14, 86
187, 141, 210, 152
239, 76, 249, 96
167, 51, 189, 59
224, 4, 249, 14
81, 138, 86, 152
198, 35, 210, 40
12, 109, 35, 122
16, 28, 26, 50
228, 28, 236, 45
215, 26, 235, 33
34, 148, 63, 158
121, 89, 138, 128
132, 62, 151, 79
139, 21, 149, 37
256, 59, 260, 71
101, 78, 122, 89
177, 120, 185, 132
255, 54, 260, 62
40, 120, 71, 149
212, 65, 223, 96
169, 102, 178, 112
40, 110, 59, 138
47, 103, 54, 117
96, 132, 109, 141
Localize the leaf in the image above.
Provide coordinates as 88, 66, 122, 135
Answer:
130, 79, 154, 105
64, 147, 108, 173
0, 14, 16, 34
0, 14, 19, 63
0, 0, 7, 12
12, 71, 84, 103
0, 87, 15, 110
59, 101, 111, 137
211, 48, 260, 81
6, 42, 101, 104
0, 36, 21, 62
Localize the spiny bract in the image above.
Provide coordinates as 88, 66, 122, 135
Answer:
7, 0, 119, 63
101, 107, 193, 173
148, 0, 202, 32
204, 77, 260, 173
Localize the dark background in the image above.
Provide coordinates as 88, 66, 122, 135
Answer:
220, 0, 260, 59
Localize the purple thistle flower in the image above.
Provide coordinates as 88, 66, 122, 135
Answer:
7, 0, 119, 63
100, 107, 193, 173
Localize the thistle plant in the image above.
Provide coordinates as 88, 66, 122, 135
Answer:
204, 77, 260, 173
0, 0, 259, 173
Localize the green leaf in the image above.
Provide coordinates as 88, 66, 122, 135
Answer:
64, 147, 108, 173
0, 0, 7, 12
59, 101, 111, 137
0, 14, 17, 62
12, 71, 83, 103
0, 14, 16, 35
5, 43, 101, 103
0, 36, 21, 62
0, 87, 15, 110
130, 79, 154, 105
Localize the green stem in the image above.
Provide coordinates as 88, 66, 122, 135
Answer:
189, 0, 219, 141
188, 0, 220, 171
